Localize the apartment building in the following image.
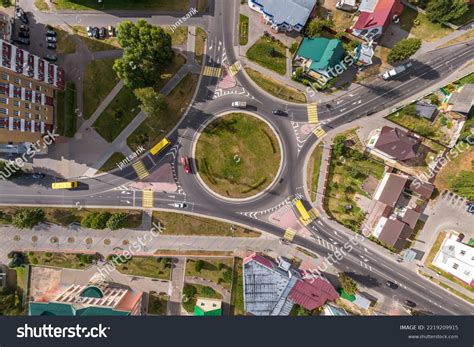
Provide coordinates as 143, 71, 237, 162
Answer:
0, 39, 64, 154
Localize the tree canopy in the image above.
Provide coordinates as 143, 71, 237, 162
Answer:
134, 87, 168, 117
305, 18, 334, 37
114, 20, 174, 89
338, 272, 358, 296
12, 208, 45, 229
426, 0, 468, 23
387, 38, 422, 64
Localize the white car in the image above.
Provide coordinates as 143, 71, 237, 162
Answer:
172, 203, 186, 208
86, 26, 93, 37
231, 101, 247, 108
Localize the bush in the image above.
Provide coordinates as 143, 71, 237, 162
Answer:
289, 42, 299, 55
338, 272, 358, 296
81, 212, 97, 228
305, 17, 333, 37
12, 208, 45, 229
79, 254, 93, 264
45, 252, 52, 257
90, 212, 111, 229
183, 284, 197, 299
30, 257, 38, 265
387, 38, 422, 64
426, 0, 468, 23
106, 212, 128, 230
222, 269, 232, 283
429, 94, 440, 106
201, 286, 215, 297
194, 259, 205, 273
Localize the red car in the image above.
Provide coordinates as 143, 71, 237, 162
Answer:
181, 156, 191, 174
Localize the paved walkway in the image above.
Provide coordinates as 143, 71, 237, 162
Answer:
167, 257, 186, 315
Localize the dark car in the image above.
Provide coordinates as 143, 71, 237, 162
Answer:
385, 280, 398, 289
47, 43, 57, 49
45, 29, 57, 37
467, 203, 474, 215
44, 55, 58, 62
32, 173, 45, 179
19, 31, 29, 38
15, 8, 28, 24
92, 27, 100, 39
272, 109, 288, 116
20, 24, 29, 32
404, 300, 417, 308
13, 37, 30, 45
98, 27, 106, 39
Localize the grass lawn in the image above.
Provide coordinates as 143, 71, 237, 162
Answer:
92, 86, 139, 142
116, 256, 172, 280
64, 81, 77, 137
55, 28, 76, 54
83, 58, 119, 119
72, 26, 120, 52
14, 267, 27, 294
0, 0, 12, 8
239, 14, 249, 46
230, 257, 244, 315
155, 52, 187, 91
197, 0, 208, 12
386, 106, 446, 144
27, 252, 93, 269
195, 113, 281, 198
246, 37, 287, 75
55, 90, 66, 136
441, 29, 474, 48
97, 152, 126, 173
325, 131, 385, 231
35, 0, 49, 10
186, 258, 234, 290
53, 0, 190, 11
425, 232, 474, 295
127, 72, 198, 150
245, 68, 306, 103
164, 26, 188, 46
182, 283, 222, 313
434, 145, 474, 200
400, 7, 453, 42
307, 144, 324, 202
147, 292, 168, 315
194, 27, 206, 65
152, 211, 260, 237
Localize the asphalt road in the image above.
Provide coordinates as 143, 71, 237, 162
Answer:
1, 0, 473, 315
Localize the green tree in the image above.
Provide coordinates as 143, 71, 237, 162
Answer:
222, 268, 233, 283
332, 135, 346, 158
338, 272, 358, 296
90, 212, 111, 230
305, 18, 333, 37
201, 286, 215, 297
426, 0, 468, 23
134, 87, 168, 118
183, 284, 197, 299
194, 259, 205, 272
12, 208, 45, 229
81, 212, 98, 228
114, 20, 174, 89
387, 38, 422, 64
106, 212, 128, 230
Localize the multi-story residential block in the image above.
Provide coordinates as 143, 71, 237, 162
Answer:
0, 39, 64, 155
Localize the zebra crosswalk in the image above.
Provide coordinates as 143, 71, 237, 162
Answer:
228, 61, 242, 76
142, 190, 154, 208
307, 103, 318, 124
132, 161, 149, 180
313, 125, 326, 139
283, 228, 296, 242
203, 66, 222, 78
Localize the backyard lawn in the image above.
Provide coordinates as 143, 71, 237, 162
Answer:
325, 131, 385, 231
185, 258, 234, 290
400, 7, 453, 42
307, 144, 324, 202
152, 211, 260, 237
245, 68, 306, 103
97, 152, 126, 173
195, 113, 281, 198
83, 58, 119, 119
127, 72, 198, 149
53, 0, 189, 11
116, 256, 172, 280
246, 37, 287, 75
92, 86, 139, 142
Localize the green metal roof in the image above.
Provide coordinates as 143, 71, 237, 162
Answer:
297, 37, 345, 71
194, 305, 222, 316
338, 289, 356, 302
80, 286, 104, 299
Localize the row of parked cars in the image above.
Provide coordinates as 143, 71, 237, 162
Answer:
86, 26, 116, 39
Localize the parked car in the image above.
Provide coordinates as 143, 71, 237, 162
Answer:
13, 37, 30, 45
91, 27, 99, 39
32, 173, 45, 179
15, 7, 28, 24
44, 55, 58, 62
19, 31, 29, 38
467, 203, 474, 215
46, 36, 57, 43
172, 203, 186, 208
231, 101, 247, 108
45, 29, 57, 37
86, 26, 93, 37
272, 109, 288, 116
108, 25, 115, 36
47, 43, 57, 49
19, 24, 29, 32
98, 27, 106, 39
181, 156, 191, 174
404, 300, 417, 308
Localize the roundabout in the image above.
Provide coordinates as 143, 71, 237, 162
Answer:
194, 112, 282, 199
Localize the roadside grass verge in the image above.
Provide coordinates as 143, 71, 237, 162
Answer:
239, 15, 249, 46
92, 86, 139, 142
97, 152, 126, 173
307, 144, 324, 201
83, 58, 119, 119
35, 0, 49, 11
194, 27, 206, 65
54, 0, 189, 11
164, 26, 188, 46
152, 211, 260, 237
245, 68, 306, 103
246, 37, 287, 75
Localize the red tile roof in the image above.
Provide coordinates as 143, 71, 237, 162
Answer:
354, 0, 403, 30
243, 252, 274, 269
288, 277, 339, 310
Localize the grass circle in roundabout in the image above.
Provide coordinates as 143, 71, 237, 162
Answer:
195, 112, 282, 199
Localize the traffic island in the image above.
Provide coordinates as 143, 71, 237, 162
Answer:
195, 112, 282, 199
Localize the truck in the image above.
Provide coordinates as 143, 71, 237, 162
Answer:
382, 62, 413, 80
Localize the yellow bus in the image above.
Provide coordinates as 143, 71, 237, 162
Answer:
150, 138, 171, 156
52, 181, 78, 190
294, 199, 310, 222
